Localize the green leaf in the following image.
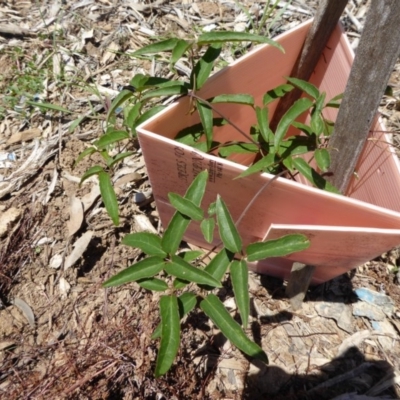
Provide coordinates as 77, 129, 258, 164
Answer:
310, 112, 324, 135
292, 157, 340, 194
204, 248, 234, 281
152, 293, 197, 340
325, 93, 343, 108
200, 218, 215, 243
171, 39, 192, 67
191, 44, 222, 90
285, 77, 320, 100
231, 260, 249, 328
141, 85, 188, 100
122, 233, 167, 257
103, 256, 165, 287
74, 147, 96, 168
98, 171, 119, 226
95, 130, 129, 149
278, 136, 316, 158
246, 234, 310, 261
168, 193, 204, 221
26, 100, 71, 113
165, 256, 222, 288
237, 153, 277, 178
274, 98, 313, 151
212, 94, 254, 106
178, 250, 204, 262
173, 278, 189, 289
216, 196, 242, 253
132, 38, 179, 56
200, 294, 268, 363
137, 277, 168, 291
218, 142, 259, 158
80, 165, 104, 185
155, 295, 180, 377
208, 201, 216, 216
132, 105, 166, 131
314, 148, 330, 172
107, 151, 134, 168
106, 90, 134, 120
256, 106, 273, 143
263, 84, 294, 105
161, 171, 208, 254
125, 102, 142, 129
197, 31, 283, 52
196, 100, 213, 150
292, 121, 313, 136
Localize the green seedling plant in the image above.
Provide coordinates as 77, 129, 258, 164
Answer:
103, 170, 310, 376
76, 29, 342, 227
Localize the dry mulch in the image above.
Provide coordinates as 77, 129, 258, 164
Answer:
1, 1, 400, 399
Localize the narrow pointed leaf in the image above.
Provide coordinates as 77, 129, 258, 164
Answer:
263, 83, 294, 105
141, 85, 188, 100
98, 171, 119, 226
162, 171, 208, 254
292, 157, 340, 194
314, 148, 330, 172
197, 31, 283, 52
197, 100, 213, 150
191, 44, 222, 89
325, 93, 343, 108
103, 256, 165, 287
165, 256, 222, 288
212, 94, 254, 106
256, 106, 273, 143
200, 218, 215, 243
168, 193, 204, 221
106, 89, 134, 120
155, 295, 180, 377
216, 196, 242, 253
122, 233, 167, 257
171, 39, 191, 67
285, 77, 320, 99
179, 250, 204, 262
132, 38, 179, 56
79, 165, 103, 184
152, 293, 197, 340
311, 112, 324, 135
125, 102, 142, 129
137, 277, 168, 292
246, 234, 310, 262
95, 130, 129, 149
274, 98, 313, 150
219, 143, 259, 158
237, 153, 277, 178
184, 170, 208, 204
200, 294, 268, 363
230, 260, 250, 328
204, 248, 234, 281
107, 151, 134, 168
173, 278, 189, 289
132, 105, 166, 131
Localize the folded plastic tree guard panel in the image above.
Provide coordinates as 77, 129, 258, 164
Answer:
137, 20, 400, 284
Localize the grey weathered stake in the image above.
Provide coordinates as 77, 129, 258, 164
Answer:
328, 0, 400, 193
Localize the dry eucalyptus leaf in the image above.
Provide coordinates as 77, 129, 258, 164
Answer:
44, 167, 58, 204
11, 298, 35, 328
67, 196, 84, 237
64, 231, 93, 270
337, 330, 371, 357
134, 214, 158, 234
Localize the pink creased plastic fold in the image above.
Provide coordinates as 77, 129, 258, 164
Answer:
137, 19, 400, 284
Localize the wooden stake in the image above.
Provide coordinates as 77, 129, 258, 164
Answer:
286, 263, 315, 311
270, 0, 348, 130
328, 0, 400, 193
